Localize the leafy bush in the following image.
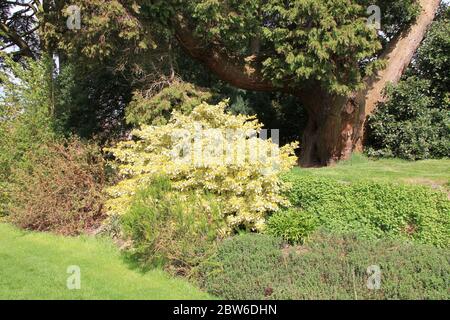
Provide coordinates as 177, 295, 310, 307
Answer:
106, 101, 298, 232
200, 232, 450, 300
282, 175, 450, 247
415, 4, 450, 105
121, 177, 226, 276
8, 138, 106, 235
266, 209, 317, 244
125, 82, 212, 126
366, 77, 450, 160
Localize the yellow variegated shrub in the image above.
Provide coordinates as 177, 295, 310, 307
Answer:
105, 101, 298, 231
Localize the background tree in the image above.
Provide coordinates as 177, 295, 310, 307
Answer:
169, 0, 441, 166
0, 0, 40, 60
3, 0, 444, 166
42, 0, 183, 141
366, 4, 450, 159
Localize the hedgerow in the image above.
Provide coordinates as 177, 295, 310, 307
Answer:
8, 138, 106, 235
199, 232, 450, 300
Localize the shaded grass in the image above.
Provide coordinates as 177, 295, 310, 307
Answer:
290, 154, 450, 188
0, 223, 212, 300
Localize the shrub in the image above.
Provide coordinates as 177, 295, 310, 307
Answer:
281, 175, 450, 247
106, 101, 298, 232
266, 209, 317, 244
366, 78, 450, 160
8, 138, 106, 235
415, 4, 450, 105
0, 54, 57, 215
121, 176, 226, 276
200, 232, 450, 300
125, 82, 212, 126
199, 233, 283, 300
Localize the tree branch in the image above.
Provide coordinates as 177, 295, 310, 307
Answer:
173, 14, 276, 92
357, 0, 442, 115
0, 21, 35, 58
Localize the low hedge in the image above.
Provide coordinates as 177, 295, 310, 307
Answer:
199, 233, 450, 300
274, 176, 450, 247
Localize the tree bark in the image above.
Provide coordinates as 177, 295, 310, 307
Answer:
299, 94, 358, 167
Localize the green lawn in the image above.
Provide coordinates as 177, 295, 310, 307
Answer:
0, 223, 212, 300
290, 154, 450, 188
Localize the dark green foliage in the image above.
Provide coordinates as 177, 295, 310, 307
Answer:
125, 82, 212, 126
200, 232, 450, 300
187, 0, 419, 94
121, 177, 226, 276
0, 1, 40, 60
282, 175, 450, 247
54, 61, 133, 142
363, 0, 421, 40
367, 7, 450, 160
266, 209, 317, 244
228, 90, 307, 146
415, 4, 450, 105
366, 77, 450, 159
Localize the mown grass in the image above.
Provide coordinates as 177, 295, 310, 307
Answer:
0, 223, 212, 300
290, 154, 450, 188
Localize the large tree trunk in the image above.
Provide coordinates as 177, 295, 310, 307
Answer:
358, 0, 441, 119
299, 94, 360, 167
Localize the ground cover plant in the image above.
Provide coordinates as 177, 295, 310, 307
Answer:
200, 232, 450, 300
275, 174, 450, 247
